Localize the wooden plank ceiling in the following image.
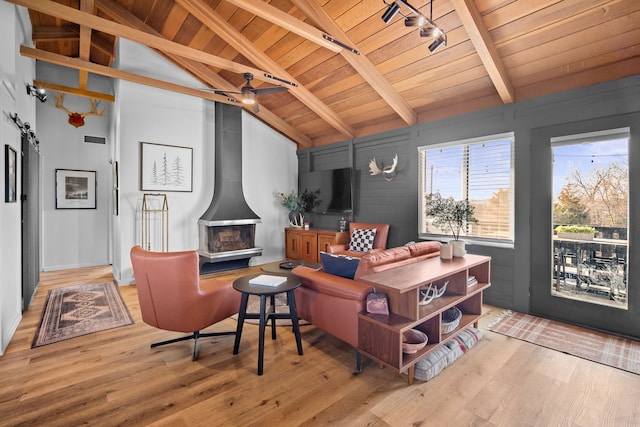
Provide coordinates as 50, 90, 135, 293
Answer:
15, 0, 640, 148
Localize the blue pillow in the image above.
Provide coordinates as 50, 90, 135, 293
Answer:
320, 252, 360, 279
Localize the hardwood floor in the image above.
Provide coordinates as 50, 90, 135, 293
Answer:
1, 265, 638, 426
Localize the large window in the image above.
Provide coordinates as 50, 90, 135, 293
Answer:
418, 132, 514, 245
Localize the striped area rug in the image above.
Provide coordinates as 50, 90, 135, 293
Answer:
488, 311, 640, 375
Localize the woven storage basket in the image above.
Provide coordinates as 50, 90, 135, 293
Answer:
441, 306, 462, 334
402, 329, 428, 354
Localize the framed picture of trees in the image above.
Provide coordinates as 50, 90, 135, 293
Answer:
140, 142, 193, 192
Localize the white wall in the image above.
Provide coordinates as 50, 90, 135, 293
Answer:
114, 80, 207, 282
113, 39, 298, 284
243, 110, 299, 262
0, 2, 35, 355
31, 36, 298, 283
37, 64, 113, 270
112, 95, 299, 284
0, 23, 298, 351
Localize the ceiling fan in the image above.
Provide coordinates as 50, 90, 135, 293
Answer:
210, 73, 289, 113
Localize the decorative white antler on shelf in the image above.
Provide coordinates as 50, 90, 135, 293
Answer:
289, 212, 304, 228
54, 93, 106, 128
418, 280, 449, 305
369, 153, 398, 182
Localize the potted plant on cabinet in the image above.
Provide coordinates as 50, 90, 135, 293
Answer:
278, 190, 304, 227
425, 193, 478, 257
278, 189, 321, 228
300, 188, 321, 213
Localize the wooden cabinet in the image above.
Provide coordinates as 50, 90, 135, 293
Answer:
301, 233, 317, 262
284, 228, 349, 263
317, 231, 344, 255
285, 228, 302, 260
358, 254, 491, 384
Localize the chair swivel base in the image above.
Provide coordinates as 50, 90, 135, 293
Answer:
151, 330, 236, 361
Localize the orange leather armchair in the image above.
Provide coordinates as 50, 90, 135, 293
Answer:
130, 246, 241, 361
327, 222, 390, 257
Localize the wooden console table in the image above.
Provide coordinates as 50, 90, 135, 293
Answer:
358, 254, 491, 384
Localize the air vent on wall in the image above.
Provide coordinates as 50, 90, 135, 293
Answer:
84, 135, 106, 145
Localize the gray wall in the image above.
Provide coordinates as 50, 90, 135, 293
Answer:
298, 75, 640, 315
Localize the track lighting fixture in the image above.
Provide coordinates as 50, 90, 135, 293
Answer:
381, 0, 447, 53
26, 84, 47, 103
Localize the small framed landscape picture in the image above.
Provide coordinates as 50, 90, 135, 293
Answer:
5, 145, 17, 203
55, 169, 97, 209
140, 142, 193, 192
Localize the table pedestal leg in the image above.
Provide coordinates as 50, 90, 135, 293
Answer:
270, 294, 276, 340
233, 292, 249, 355
257, 294, 267, 375
287, 289, 303, 355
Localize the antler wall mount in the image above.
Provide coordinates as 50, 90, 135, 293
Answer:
369, 153, 399, 182
54, 93, 106, 128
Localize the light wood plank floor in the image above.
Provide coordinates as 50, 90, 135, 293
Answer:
1, 265, 639, 426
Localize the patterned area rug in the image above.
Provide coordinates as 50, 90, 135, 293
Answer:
32, 282, 133, 348
488, 310, 640, 375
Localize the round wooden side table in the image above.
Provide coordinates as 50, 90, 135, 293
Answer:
232, 273, 303, 375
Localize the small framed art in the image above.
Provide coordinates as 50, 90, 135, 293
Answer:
4, 145, 17, 203
55, 169, 97, 209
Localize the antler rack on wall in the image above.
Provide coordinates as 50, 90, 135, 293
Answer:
54, 92, 106, 128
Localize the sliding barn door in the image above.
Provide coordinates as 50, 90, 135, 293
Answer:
21, 133, 40, 311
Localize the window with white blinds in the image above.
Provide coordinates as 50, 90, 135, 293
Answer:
418, 132, 515, 244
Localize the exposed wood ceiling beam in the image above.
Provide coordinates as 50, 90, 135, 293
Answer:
21, 46, 237, 105
8, 0, 284, 86
223, 0, 342, 53
32, 25, 78, 42
78, 0, 94, 89
33, 79, 115, 102
450, 0, 514, 103
175, 0, 355, 139
92, 32, 115, 59
95, 0, 311, 147
291, 0, 417, 126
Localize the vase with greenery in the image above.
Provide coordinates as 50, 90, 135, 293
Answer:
425, 193, 478, 256
277, 190, 304, 227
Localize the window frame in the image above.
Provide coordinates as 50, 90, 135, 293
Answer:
417, 132, 515, 247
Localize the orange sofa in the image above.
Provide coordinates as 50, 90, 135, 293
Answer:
292, 241, 441, 370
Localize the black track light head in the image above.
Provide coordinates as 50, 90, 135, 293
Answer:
381, 2, 400, 24
420, 26, 435, 37
26, 84, 47, 103
428, 34, 447, 52
405, 15, 427, 27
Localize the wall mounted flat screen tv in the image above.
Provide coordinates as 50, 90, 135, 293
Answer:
300, 167, 353, 214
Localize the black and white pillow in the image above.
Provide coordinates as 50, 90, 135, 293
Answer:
348, 228, 377, 252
